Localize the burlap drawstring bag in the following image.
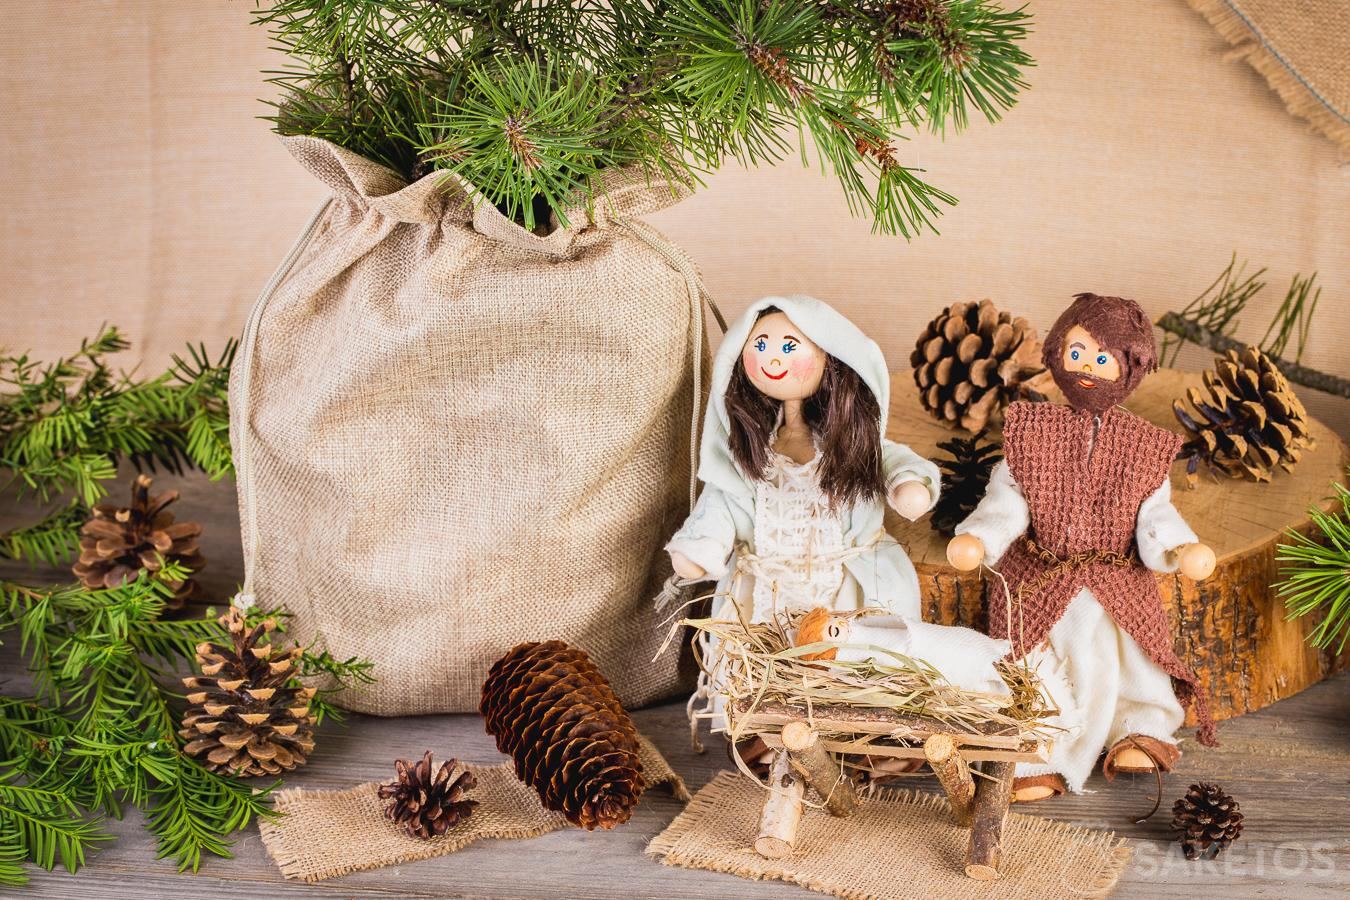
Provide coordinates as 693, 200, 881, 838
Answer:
230, 136, 714, 714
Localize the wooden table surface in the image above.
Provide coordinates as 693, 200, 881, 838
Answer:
4, 473, 1349, 899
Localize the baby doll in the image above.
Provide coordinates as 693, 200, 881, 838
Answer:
668, 295, 1012, 724
946, 292, 1218, 802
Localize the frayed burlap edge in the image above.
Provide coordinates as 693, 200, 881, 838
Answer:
260, 735, 687, 882
647, 772, 1133, 900
1185, 0, 1350, 155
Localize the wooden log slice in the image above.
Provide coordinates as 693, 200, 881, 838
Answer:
886, 368, 1350, 724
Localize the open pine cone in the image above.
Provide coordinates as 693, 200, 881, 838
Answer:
930, 429, 1003, 536
1174, 346, 1314, 486
73, 474, 204, 609
378, 751, 477, 840
179, 607, 316, 777
911, 299, 1043, 432
480, 641, 644, 831
1172, 782, 1243, 860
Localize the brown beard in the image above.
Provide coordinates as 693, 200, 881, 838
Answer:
1052, 366, 1135, 415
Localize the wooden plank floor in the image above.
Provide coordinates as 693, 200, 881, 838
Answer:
3, 472, 1349, 898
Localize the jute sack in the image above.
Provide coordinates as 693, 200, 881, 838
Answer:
230, 136, 712, 714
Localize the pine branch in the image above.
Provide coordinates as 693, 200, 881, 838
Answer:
1278, 479, 1350, 654
1155, 312, 1350, 399
253, 0, 1035, 236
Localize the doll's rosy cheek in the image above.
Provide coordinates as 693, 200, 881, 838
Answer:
742, 346, 760, 372
788, 352, 821, 380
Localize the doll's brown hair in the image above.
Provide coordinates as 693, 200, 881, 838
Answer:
724, 307, 885, 508
1042, 292, 1158, 396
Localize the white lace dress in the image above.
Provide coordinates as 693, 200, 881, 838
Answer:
739, 451, 859, 622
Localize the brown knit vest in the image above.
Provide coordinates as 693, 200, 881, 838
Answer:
989, 401, 1217, 745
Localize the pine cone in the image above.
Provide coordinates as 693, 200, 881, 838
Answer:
378, 751, 477, 840
1174, 346, 1315, 486
480, 641, 644, 831
72, 474, 204, 610
911, 299, 1042, 432
930, 429, 1003, 537
179, 607, 316, 777
1172, 782, 1243, 860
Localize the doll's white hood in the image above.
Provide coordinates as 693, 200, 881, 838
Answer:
699, 295, 891, 498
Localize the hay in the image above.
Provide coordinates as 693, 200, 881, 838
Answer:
683, 609, 1056, 780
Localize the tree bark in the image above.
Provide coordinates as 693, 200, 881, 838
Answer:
781, 720, 856, 817
924, 733, 975, 827
754, 750, 804, 859
965, 760, 1013, 880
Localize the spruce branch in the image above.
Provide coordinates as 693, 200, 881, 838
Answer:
0, 566, 372, 880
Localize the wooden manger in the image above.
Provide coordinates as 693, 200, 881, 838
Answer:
736, 699, 1043, 879
685, 613, 1054, 881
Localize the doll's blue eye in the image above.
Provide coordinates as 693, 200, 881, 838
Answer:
1096, 354, 1108, 366
1070, 349, 1080, 361
754, 339, 767, 352
782, 341, 797, 354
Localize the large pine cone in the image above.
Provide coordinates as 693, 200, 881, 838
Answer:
930, 429, 1003, 537
480, 641, 644, 830
1172, 782, 1243, 860
179, 607, 316, 777
1174, 346, 1314, 486
73, 474, 204, 609
378, 751, 477, 840
911, 299, 1042, 432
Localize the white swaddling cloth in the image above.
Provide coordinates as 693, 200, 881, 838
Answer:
805, 613, 1013, 696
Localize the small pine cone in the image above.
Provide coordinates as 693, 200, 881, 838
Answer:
72, 474, 204, 610
179, 607, 316, 777
378, 751, 477, 840
1174, 346, 1314, 486
1172, 782, 1243, 860
930, 429, 1003, 537
480, 641, 644, 831
911, 299, 1042, 432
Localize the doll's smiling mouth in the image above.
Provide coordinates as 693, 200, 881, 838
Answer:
1077, 378, 1096, 388
760, 368, 789, 380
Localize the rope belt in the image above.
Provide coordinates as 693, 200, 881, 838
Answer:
1012, 534, 1138, 607
1022, 535, 1138, 570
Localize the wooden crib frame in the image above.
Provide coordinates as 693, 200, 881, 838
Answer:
738, 699, 1048, 880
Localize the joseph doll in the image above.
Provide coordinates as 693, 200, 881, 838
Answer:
946, 293, 1218, 803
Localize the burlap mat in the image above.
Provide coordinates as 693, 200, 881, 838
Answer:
647, 773, 1131, 900
259, 735, 688, 882
1186, 0, 1350, 153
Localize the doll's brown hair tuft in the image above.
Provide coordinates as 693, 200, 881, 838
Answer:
1042, 292, 1158, 397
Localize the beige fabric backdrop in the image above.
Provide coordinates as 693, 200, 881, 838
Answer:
3, 0, 1348, 434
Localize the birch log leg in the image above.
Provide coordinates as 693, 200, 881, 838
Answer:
755, 750, 805, 859
966, 760, 1014, 880
924, 733, 975, 827
780, 720, 856, 817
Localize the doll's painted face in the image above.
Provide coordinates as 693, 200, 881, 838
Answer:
1060, 324, 1122, 386
742, 312, 826, 401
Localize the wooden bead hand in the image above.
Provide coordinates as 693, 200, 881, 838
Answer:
1172, 542, 1216, 581
668, 550, 706, 580
946, 533, 986, 572
889, 480, 932, 521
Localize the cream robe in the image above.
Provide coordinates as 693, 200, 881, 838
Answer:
956, 461, 1196, 791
